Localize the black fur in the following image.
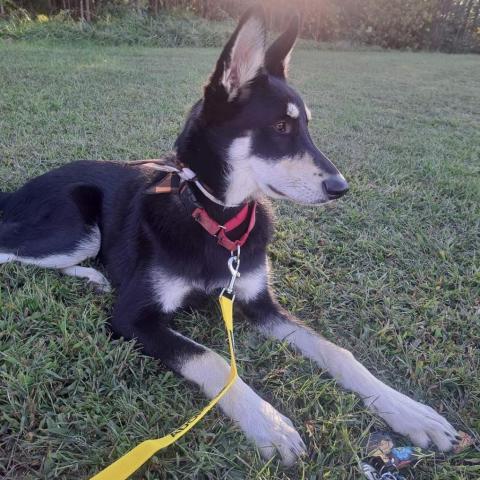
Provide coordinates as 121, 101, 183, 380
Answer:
0, 156, 273, 366
265, 15, 300, 78
0, 3, 346, 409
0, 191, 11, 211
203, 6, 267, 123
0, 7, 335, 372
1, 8, 459, 462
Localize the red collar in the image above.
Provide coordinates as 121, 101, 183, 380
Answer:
192, 202, 257, 252
137, 162, 257, 251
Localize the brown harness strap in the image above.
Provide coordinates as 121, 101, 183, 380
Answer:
145, 172, 181, 194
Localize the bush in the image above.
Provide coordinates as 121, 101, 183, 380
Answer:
1, 1, 479, 52
0, 9, 232, 47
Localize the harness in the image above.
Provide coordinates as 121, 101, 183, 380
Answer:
131, 158, 257, 252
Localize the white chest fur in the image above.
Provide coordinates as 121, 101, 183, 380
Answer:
150, 263, 267, 312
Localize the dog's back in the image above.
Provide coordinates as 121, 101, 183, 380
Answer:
0, 191, 11, 211
0, 160, 158, 288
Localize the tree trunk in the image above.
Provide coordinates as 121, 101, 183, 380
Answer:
454, 0, 474, 50
85, 0, 91, 21
79, 0, 84, 21
149, 0, 159, 16
431, 0, 453, 50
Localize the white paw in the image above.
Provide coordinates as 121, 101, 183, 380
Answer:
183, 352, 306, 466
368, 386, 458, 451
62, 266, 112, 293
0, 253, 15, 264
88, 272, 111, 293
236, 399, 306, 466
79, 268, 111, 293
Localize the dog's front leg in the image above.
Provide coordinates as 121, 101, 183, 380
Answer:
178, 347, 306, 465
111, 287, 306, 465
241, 288, 459, 451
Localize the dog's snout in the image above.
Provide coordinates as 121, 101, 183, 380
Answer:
323, 175, 349, 199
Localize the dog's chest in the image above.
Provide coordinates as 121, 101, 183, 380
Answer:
150, 263, 267, 313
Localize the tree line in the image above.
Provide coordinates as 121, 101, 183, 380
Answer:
2, 0, 479, 52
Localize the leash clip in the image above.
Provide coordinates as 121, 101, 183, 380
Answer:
223, 246, 241, 297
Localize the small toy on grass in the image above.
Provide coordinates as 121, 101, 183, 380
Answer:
361, 430, 474, 479
365, 432, 394, 464
360, 462, 407, 480
390, 446, 416, 469
362, 432, 414, 479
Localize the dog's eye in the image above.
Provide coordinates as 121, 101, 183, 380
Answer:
273, 120, 291, 134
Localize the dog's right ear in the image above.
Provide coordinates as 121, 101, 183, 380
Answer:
204, 7, 267, 106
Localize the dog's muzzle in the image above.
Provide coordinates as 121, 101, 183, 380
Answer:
322, 174, 349, 199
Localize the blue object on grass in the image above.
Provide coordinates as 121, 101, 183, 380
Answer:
391, 446, 414, 461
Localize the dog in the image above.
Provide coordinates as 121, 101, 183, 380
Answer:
0, 7, 459, 465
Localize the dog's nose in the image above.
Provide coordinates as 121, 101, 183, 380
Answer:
323, 175, 349, 199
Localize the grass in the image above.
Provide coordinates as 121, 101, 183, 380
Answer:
0, 41, 479, 479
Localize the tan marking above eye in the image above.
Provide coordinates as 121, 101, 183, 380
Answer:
286, 102, 300, 119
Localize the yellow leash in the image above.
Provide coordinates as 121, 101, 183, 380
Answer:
91, 251, 241, 480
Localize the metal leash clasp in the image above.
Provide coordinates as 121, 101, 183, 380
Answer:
222, 246, 241, 298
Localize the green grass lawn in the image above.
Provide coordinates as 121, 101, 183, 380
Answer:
0, 42, 479, 479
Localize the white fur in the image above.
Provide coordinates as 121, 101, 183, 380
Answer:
0, 226, 100, 269
150, 268, 192, 313
282, 49, 293, 76
305, 104, 312, 121
61, 266, 111, 292
225, 135, 331, 205
286, 102, 299, 119
180, 349, 306, 465
150, 262, 267, 309
250, 154, 326, 204
235, 264, 267, 302
222, 17, 265, 100
263, 321, 458, 451
0, 253, 15, 264
224, 134, 260, 205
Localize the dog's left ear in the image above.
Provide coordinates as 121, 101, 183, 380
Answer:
265, 15, 299, 79
205, 7, 267, 103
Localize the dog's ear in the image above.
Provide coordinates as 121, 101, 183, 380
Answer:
265, 15, 299, 79
205, 6, 267, 103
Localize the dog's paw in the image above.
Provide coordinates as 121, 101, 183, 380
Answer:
237, 399, 306, 466
62, 266, 112, 293
89, 275, 112, 293
85, 269, 111, 293
369, 387, 458, 451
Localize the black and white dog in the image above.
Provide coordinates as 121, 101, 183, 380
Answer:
0, 8, 458, 465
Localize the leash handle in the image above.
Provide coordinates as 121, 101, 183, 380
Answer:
90, 295, 237, 480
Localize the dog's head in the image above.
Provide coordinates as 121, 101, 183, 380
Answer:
176, 7, 348, 206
